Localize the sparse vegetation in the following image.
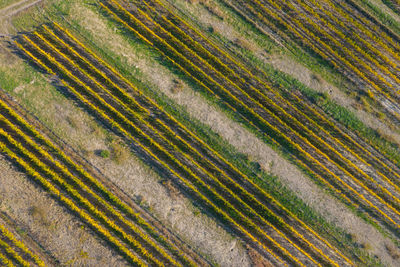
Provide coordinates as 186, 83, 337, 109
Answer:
110, 140, 129, 164
170, 78, 184, 94
28, 206, 50, 227
385, 242, 400, 260
99, 149, 110, 158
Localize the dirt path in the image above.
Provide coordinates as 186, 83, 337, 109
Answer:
0, 0, 42, 18
0, 0, 32, 14
0, 0, 43, 35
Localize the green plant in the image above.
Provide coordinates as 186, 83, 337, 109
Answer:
100, 149, 110, 158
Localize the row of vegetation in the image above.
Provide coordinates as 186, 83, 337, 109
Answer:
0, 46, 198, 265
1, 0, 391, 265
4, 0, 387, 265
177, 0, 400, 246
99, 0, 400, 250
14, 10, 356, 265
0, 223, 45, 267
17, 20, 330, 265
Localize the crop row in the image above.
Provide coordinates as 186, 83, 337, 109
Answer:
226, 0, 400, 120
346, 0, 400, 47
162, 0, 400, 203
0, 250, 13, 267
247, 0, 400, 119
0, 223, 44, 267
18, 34, 294, 266
0, 105, 155, 266
262, 0, 396, 101
22, 25, 299, 266
295, 0, 400, 83
137, 0, 400, 193
0, 229, 28, 266
218, 0, 400, 186
224, 0, 400, 189
188, 0, 400, 222
0, 87, 198, 267
15, 18, 359, 266
178, 0, 400, 211
0, 44, 199, 265
101, 1, 398, 255
51, 12, 350, 263
49, 22, 341, 263
91, 0, 376, 262
320, 0, 400, 64
101, 0, 400, 243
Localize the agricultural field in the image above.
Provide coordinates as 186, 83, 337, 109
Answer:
1, 0, 400, 266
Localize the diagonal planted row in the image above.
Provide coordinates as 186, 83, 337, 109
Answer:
142, 0, 400, 217
262, 0, 400, 92
0, 90, 205, 267
0, 250, 13, 267
48, 16, 364, 266
0, 232, 29, 267
227, 0, 400, 122
340, 0, 400, 53
293, 0, 400, 80
17, 29, 296, 267
139, 0, 400, 210
217, 0, 400, 187
26, 28, 311, 266
217, 0, 400, 194
132, 0, 400, 202
102, 0, 400, 240
0, 108, 167, 266
0, 223, 45, 267
49, 21, 359, 266
254, 0, 400, 117
143, 0, 400, 184
14, 20, 361, 266
121, 0, 400, 214
46, 23, 350, 266
0, 135, 146, 266
0, 48, 204, 266
315, 0, 400, 66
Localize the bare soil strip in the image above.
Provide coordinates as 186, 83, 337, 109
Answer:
1, 0, 42, 18
0, 0, 33, 14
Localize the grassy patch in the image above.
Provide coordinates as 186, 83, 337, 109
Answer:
381, 0, 400, 15
355, 0, 400, 34
0, 0, 16, 9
